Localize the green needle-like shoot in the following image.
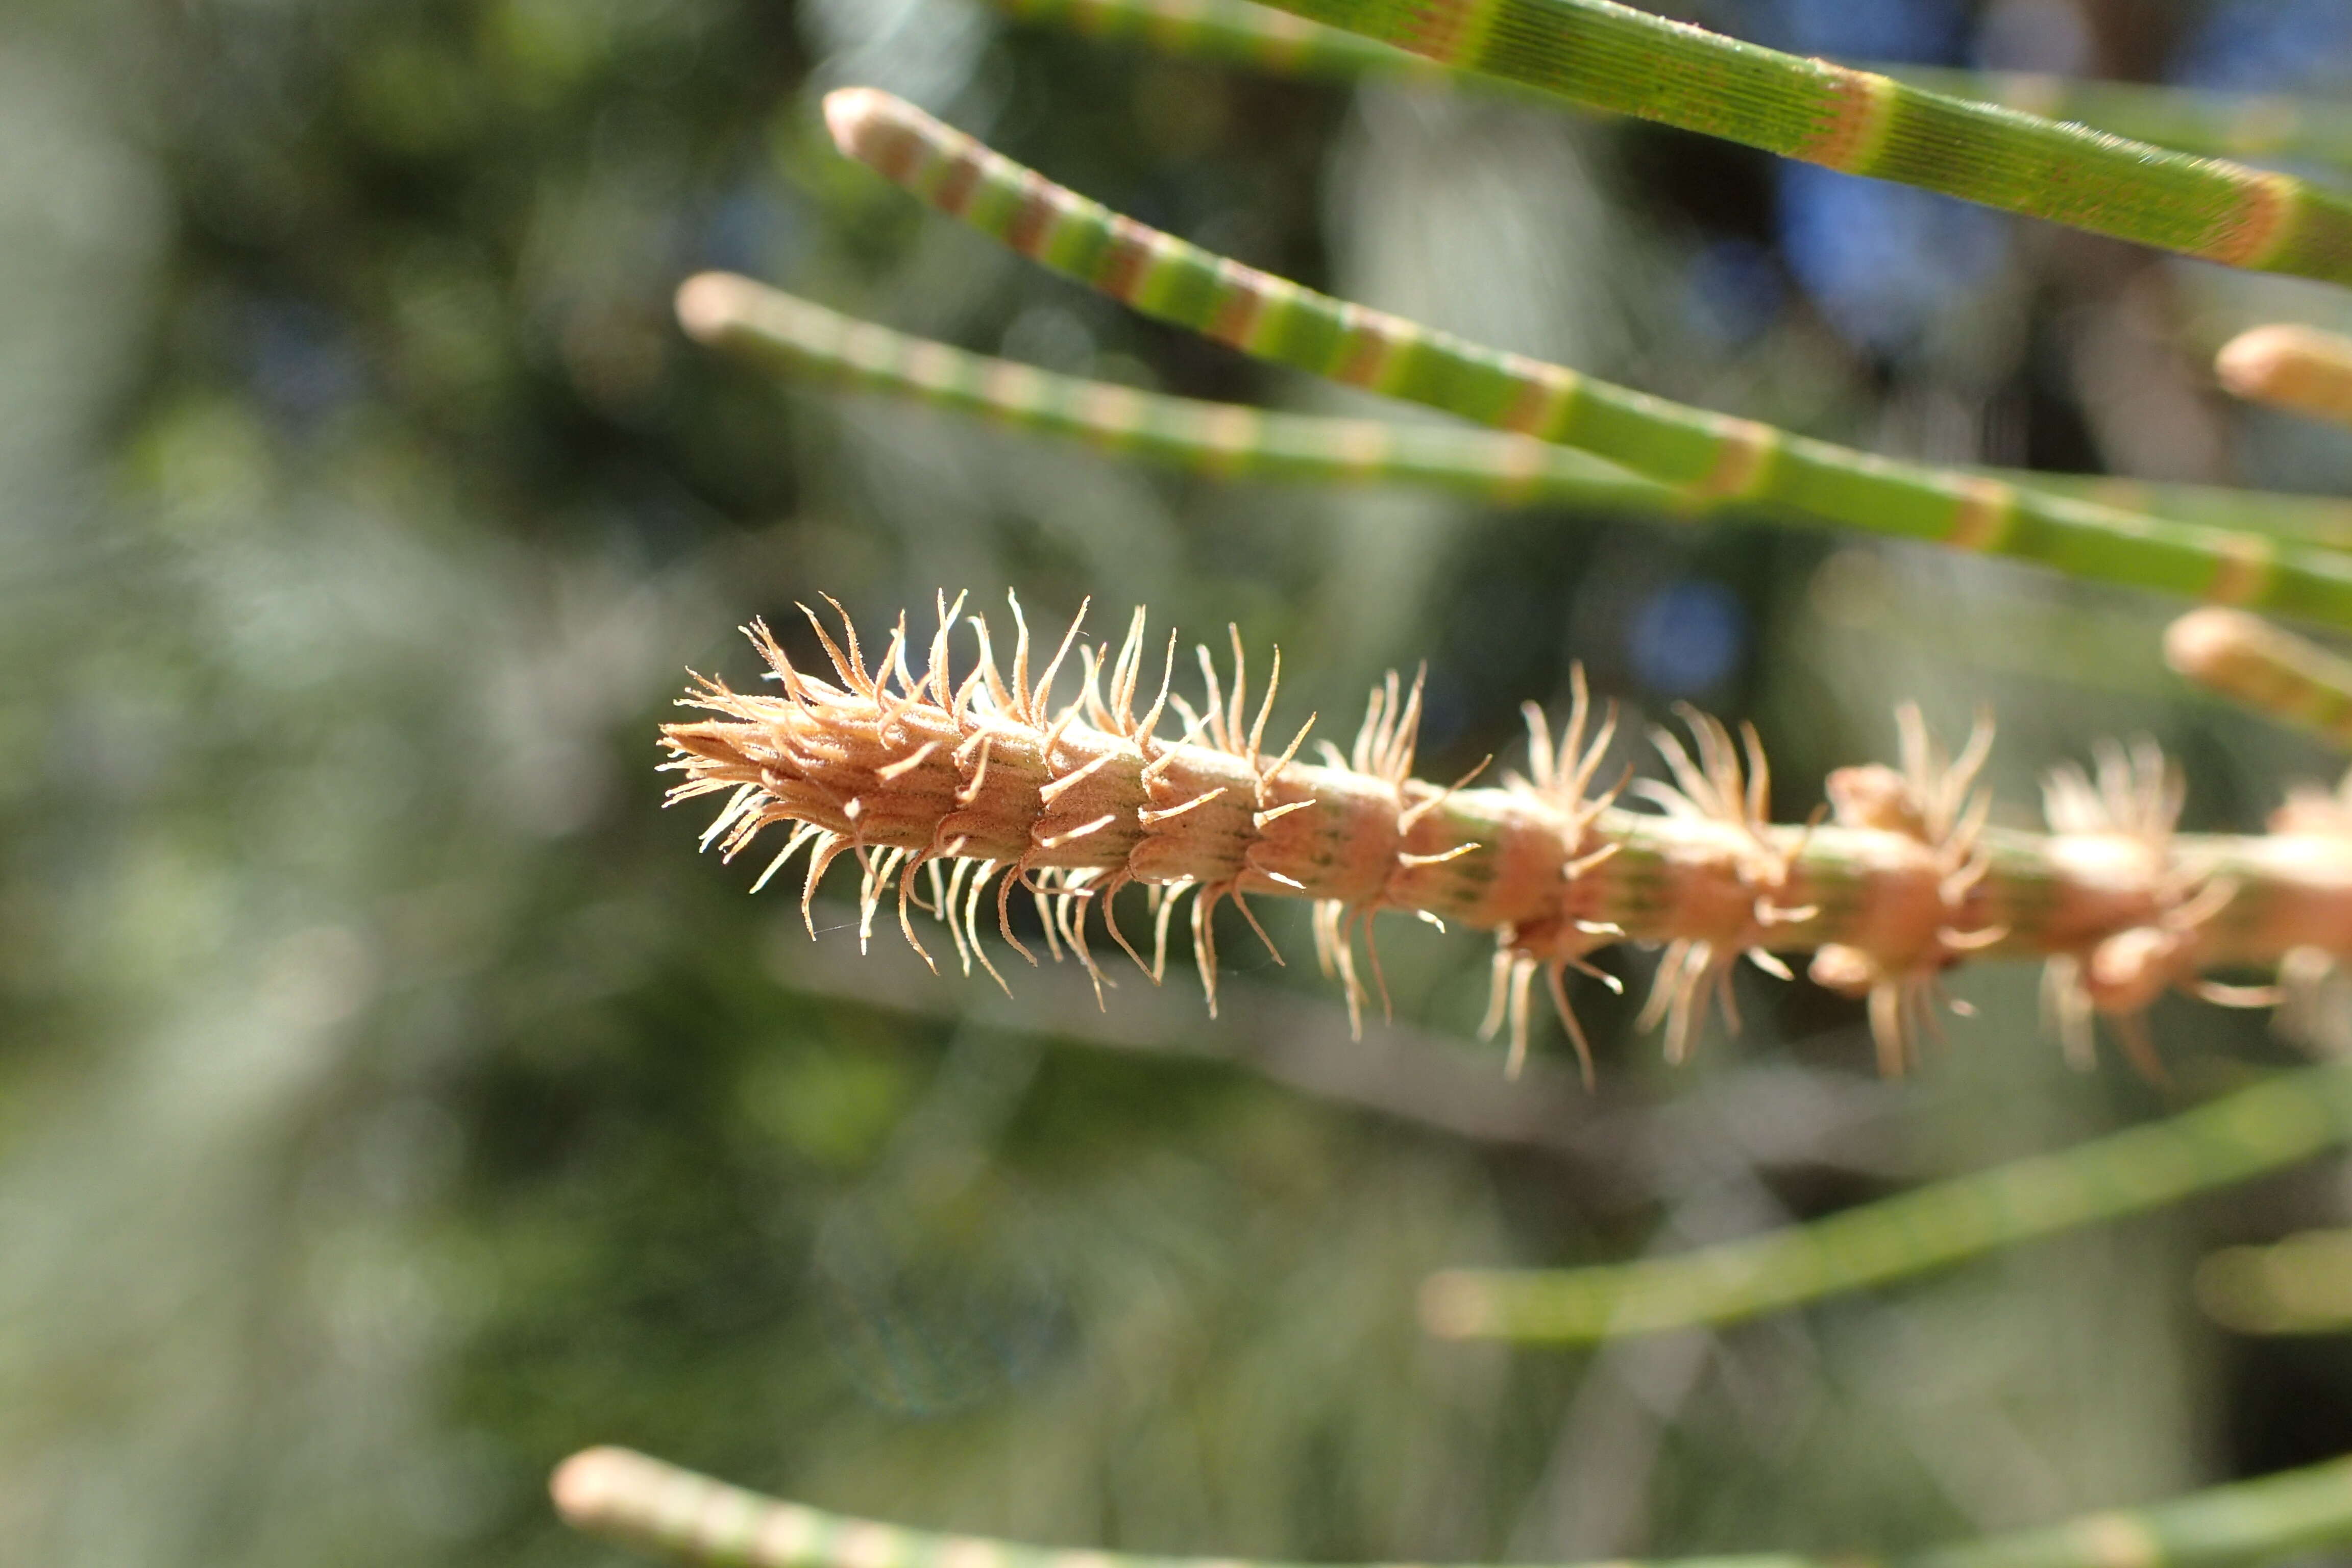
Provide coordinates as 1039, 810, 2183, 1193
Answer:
1418, 1058, 2352, 1343
1241, 0, 2352, 285
550, 1442, 2352, 1568
821, 87, 2352, 628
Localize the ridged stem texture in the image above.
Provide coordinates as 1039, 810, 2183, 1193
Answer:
991, 0, 2352, 170
821, 89, 2352, 629
1237, 0, 2352, 283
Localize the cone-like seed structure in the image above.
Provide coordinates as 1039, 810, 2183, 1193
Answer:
661, 595, 2352, 1073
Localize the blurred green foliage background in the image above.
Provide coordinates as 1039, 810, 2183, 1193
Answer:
10, 1, 2352, 1563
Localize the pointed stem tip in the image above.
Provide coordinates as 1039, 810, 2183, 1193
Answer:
674, 271, 756, 345
2216, 323, 2352, 427
1417, 1268, 1490, 1340
2164, 607, 2272, 683
549, 1446, 645, 1529
2165, 606, 2352, 747
823, 85, 900, 162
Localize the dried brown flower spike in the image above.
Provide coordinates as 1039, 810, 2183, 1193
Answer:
663, 594, 2352, 1076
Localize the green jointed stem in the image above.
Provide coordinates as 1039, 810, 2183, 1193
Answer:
553, 1443, 2352, 1568
994, 0, 2352, 172
1421, 1058, 2352, 1343
675, 273, 1679, 510
1236, 0, 2352, 283
823, 90, 2352, 628
678, 272, 2352, 554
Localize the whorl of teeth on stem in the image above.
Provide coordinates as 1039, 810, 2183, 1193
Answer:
661, 594, 2352, 1074
1806, 704, 2002, 1075
2037, 739, 2280, 1079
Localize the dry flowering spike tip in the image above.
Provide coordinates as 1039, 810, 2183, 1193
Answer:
2167, 607, 2352, 750
2217, 324, 2352, 430
662, 591, 2352, 1079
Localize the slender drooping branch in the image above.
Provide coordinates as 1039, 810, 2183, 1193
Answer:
990, 0, 2352, 172
677, 272, 2352, 553
674, 273, 1687, 513
1421, 1056, 2352, 1342
1235, 0, 2352, 286
551, 1442, 2352, 1568
819, 89, 2352, 630
662, 595, 2352, 1076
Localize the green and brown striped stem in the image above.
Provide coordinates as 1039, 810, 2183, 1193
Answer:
1421, 1056, 2352, 1342
675, 273, 1679, 511
990, 0, 2352, 171
1236, 0, 2352, 285
663, 595, 2352, 1072
552, 1442, 2352, 1568
675, 272, 2352, 555
2166, 609, 2352, 748
821, 89, 2352, 629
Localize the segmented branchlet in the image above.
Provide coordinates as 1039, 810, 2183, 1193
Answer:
661, 595, 2352, 1077
674, 272, 2352, 561
1233, 0, 2352, 285
552, 1441, 2352, 1568
989, 0, 2352, 173
820, 88, 2352, 629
